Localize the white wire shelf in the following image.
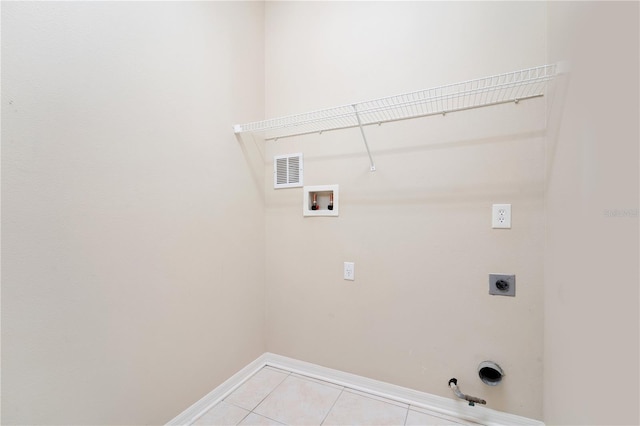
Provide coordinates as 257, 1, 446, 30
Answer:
234, 64, 557, 171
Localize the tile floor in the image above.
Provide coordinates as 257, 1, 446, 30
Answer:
191, 366, 481, 426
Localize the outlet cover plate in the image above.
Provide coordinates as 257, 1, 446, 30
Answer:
344, 262, 355, 281
489, 273, 515, 297
492, 204, 511, 229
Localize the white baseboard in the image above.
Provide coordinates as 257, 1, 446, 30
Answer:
167, 352, 544, 426
166, 353, 269, 426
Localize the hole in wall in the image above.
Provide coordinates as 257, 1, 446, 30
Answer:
478, 361, 503, 386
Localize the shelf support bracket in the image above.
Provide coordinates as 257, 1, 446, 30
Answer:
352, 104, 376, 172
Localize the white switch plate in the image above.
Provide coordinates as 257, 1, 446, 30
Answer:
492, 204, 511, 229
344, 262, 355, 281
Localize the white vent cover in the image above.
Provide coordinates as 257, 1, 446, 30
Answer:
274, 153, 303, 189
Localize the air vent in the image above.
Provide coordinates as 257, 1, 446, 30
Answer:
274, 153, 303, 189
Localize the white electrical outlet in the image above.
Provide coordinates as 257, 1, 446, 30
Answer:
492, 204, 511, 229
344, 262, 355, 281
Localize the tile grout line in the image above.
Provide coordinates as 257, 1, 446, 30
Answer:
319, 388, 345, 426
286, 368, 411, 412
245, 367, 292, 418
206, 363, 477, 426
235, 409, 252, 426
198, 364, 471, 426
224, 366, 291, 421
256, 365, 420, 426
175, 353, 542, 426
246, 411, 288, 426
184, 357, 269, 425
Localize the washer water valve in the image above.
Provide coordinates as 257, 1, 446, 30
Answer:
448, 378, 486, 406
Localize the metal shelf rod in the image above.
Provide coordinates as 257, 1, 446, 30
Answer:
353, 105, 376, 172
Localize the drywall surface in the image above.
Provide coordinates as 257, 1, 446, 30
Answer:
264, 2, 546, 419
544, 2, 640, 424
1, 2, 265, 424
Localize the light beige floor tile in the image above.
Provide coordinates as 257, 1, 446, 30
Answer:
254, 375, 342, 425
238, 412, 285, 426
322, 389, 408, 425
192, 401, 250, 426
225, 367, 289, 411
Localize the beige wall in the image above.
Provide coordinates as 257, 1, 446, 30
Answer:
4, 2, 638, 425
264, 2, 546, 419
544, 2, 639, 424
1, 2, 265, 424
